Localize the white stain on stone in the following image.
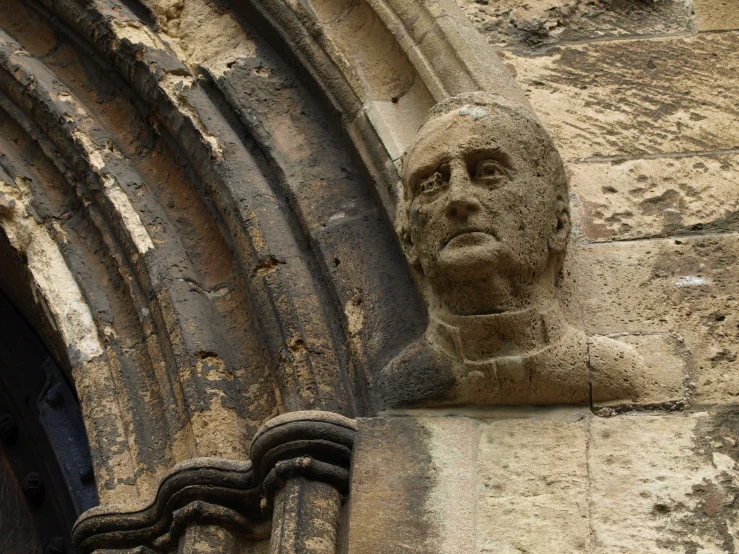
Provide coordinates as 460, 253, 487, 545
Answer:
105, 184, 155, 254
0, 180, 103, 363
674, 275, 709, 287
72, 131, 154, 255
160, 74, 223, 161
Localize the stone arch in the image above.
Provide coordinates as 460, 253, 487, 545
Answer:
0, 0, 536, 551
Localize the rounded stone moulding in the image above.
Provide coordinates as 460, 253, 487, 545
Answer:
72, 410, 358, 554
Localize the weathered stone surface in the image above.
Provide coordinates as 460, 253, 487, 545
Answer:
589, 412, 738, 552
593, 332, 688, 408
500, 33, 739, 160
378, 92, 654, 409
475, 412, 591, 553
693, 0, 739, 31
458, 0, 694, 49
424, 417, 477, 554
570, 155, 739, 242
270, 479, 341, 554
313, 211, 426, 390
573, 236, 739, 403
347, 417, 440, 553
589, 333, 688, 409
178, 524, 269, 554
3, 0, 739, 551
349, 410, 739, 553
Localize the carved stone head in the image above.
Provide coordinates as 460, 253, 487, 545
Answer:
397, 93, 571, 316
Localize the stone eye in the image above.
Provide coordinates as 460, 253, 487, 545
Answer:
418, 164, 450, 194
474, 159, 505, 180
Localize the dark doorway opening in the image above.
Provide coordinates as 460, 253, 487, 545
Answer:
0, 290, 98, 554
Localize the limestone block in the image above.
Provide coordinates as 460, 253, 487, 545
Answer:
570, 155, 739, 242
619, 333, 685, 400
499, 33, 739, 160
590, 333, 688, 409
457, 0, 693, 49
347, 417, 443, 554
589, 412, 739, 553
474, 412, 591, 553
693, 0, 739, 31
313, 212, 426, 379
573, 236, 739, 403
348, 410, 739, 552
424, 417, 477, 554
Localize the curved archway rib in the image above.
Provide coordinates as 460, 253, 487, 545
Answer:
0, 0, 530, 548
26, 0, 361, 416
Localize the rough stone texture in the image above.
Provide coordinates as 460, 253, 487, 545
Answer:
140, 0, 257, 73
474, 413, 591, 553
570, 155, 739, 242
347, 417, 441, 554
589, 413, 738, 553
270, 479, 342, 554
0, 0, 738, 551
693, 0, 739, 30
589, 333, 688, 409
457, 0, 694, 49
424, 417, 477, 554
374, 92, 670, 410
597, 333, 688, 406
348, 410, 739, 553
499, 33, 739, 160
574, 236, 739, 404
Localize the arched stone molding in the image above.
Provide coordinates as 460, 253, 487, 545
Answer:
0, 0, 528, 551
233, 0, 530, 213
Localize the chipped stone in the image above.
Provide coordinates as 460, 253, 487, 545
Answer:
500, 33, 739, 159
571, 155, 739, 242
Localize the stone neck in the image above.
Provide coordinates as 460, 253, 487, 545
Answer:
426, 303, 569, 364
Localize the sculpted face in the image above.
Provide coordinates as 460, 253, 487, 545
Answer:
402, 106, 568, 291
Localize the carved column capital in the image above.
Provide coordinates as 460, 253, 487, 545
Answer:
71, 412, 357, 553
71, 458, 268, 554
250, 410, 358, 503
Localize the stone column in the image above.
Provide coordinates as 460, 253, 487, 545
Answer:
270, 478, 342, 554
250, 411, 356, 554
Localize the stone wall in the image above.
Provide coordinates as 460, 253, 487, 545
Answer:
459, 0, 739, 407
343, 2, 739, 551
0, 0, 736, 551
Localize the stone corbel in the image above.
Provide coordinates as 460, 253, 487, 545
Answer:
72, 411, 357, 554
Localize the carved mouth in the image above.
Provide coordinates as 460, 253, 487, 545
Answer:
443, 229, 496, 248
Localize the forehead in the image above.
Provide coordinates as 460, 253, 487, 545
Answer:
403, 108, 526, 176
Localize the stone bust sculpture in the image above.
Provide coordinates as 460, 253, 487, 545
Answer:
374, 93, 659, 410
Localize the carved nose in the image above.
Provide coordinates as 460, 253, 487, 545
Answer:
445, 197, 479, 219
444, 163, 480, 220
445, 178, 481, 219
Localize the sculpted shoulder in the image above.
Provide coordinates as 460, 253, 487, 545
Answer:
372, 338, 456, 410
588, 335, 656, 405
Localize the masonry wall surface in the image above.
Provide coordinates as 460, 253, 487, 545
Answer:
343, 2, 739, 551
0, 0, 736, 552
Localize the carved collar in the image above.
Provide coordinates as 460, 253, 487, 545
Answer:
426, 305, 569, 367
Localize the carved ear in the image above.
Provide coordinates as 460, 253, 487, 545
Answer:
548, 200, 570, 253
395, 185, 421, 267
399, 224, 420, 266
